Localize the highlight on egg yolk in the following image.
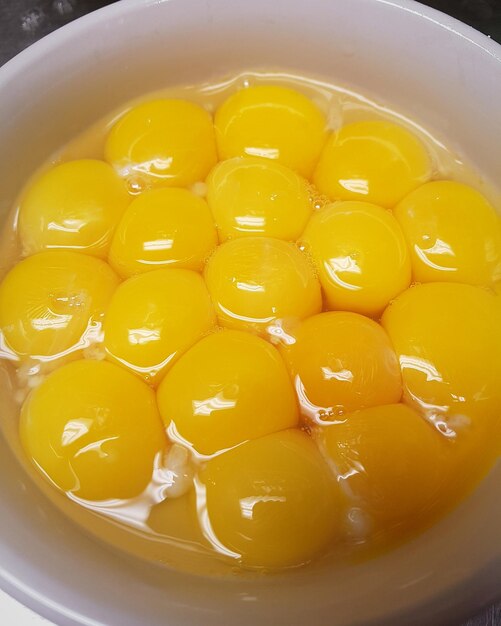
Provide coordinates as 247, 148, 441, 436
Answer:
20, 359, 167, 501
103, 269, 215, 385
280, 312, 402, 421
206, 156, 312, 241
199, 429, 340, 568
105, 99, 218, 189
322, 404, 448, 530
313, 121, 431, 208
382, 282, 501, 437
157, 330, 298, 455
214, 86, 327, 178
394, 181, 501, 286
300, 201, 411, 317
108, 187, 218, 278
19, 159, 130, 258
204, 236, 322, 335
0, 250, 119, 358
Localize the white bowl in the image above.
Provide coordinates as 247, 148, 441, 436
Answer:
0, 1, 499, 624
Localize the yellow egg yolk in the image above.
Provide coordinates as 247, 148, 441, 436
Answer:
108, 187, 218, 278
394, 180, 501, 286
199, 429, 340, 569
313, 121, 431, 208
0, 251, 119, 358
280, 312, 402, 421
19, 159, 130, 258
300, 201, 411, 317
322, 404, 448, 532
105, 99, 218, 189
214, 86, 327, 178
204, 236, 322, 335
382, 282, 501, 439
157, 330, 298, 455
206, 156, 312, 241
103, 269, 215, 385
20, 359, 167, 501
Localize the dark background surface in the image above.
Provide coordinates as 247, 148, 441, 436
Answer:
0, 0, 500, 624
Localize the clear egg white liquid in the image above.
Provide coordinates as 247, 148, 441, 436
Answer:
0, 70, 499, 578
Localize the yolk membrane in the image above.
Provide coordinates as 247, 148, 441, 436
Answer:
0, 250, 119, 358
103, 269, 215, 385
19, 159, 130, 258
109, 187, 218, 278
214, 85, 327, 178
313, 120, 431, 208
300, 201, 411, 317
157, 329, 298, 455
20, 359, 167, 501
206, 156, 312, 241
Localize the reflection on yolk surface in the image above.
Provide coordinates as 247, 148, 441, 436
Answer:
108, 187, 218, 278
200, 429, 340, 568
105, 99, 218, 189
322, 404, 449, 531
20, 359, 167, 501
300, 201, 411, 317
204, 236, 322, 335
314, 121, 431, 208
19, 159, 130, 258
103, 269, 215, 385
0, 250, 119, 358
214, 86, 327, 178
382, 282, 501, 439
157, 329, 298, 455
206, 156, 313, 241
280, 312, 402, 421
394, 180, 501, 286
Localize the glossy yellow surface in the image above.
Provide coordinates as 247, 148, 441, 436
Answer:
157, 330, 298, 455
281, 312, 401, 420
314, 121, 431, 208
19, 160, 130, 258
323, 404, 448, 530
105, 99, 218, 188
204, 236, 322, 335
214, 86, 327, 178
0, 251, 119, 358
108, 188, 218, 277
394, 181, 501, 286
206, 157, 312, 241
200, 429, 340, 568
382, 282, 501, 437
20, 359, 167, 501
300, 201, 411, 317
103, 269, 215, 385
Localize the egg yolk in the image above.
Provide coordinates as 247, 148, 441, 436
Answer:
199, 429, 340, 569
206, 156, 312, 241
300, 201, 411, 317
19, 160, 130, 258
0, 251, 119, 358
20, 359, 167, 501
322, 404, 448, 531
313, 121, 431, 208
105, 99, 218, 189
108, 187, 218, 278
103, 269, 215, 385
214, 86, 327, 178
280, 312, 401, 421
394, 180, 501, 286
382, 282, 501, 437
204, 236, 322, 335
157, 330, 298, 455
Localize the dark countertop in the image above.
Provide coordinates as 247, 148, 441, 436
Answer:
0, 1, 500, 625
